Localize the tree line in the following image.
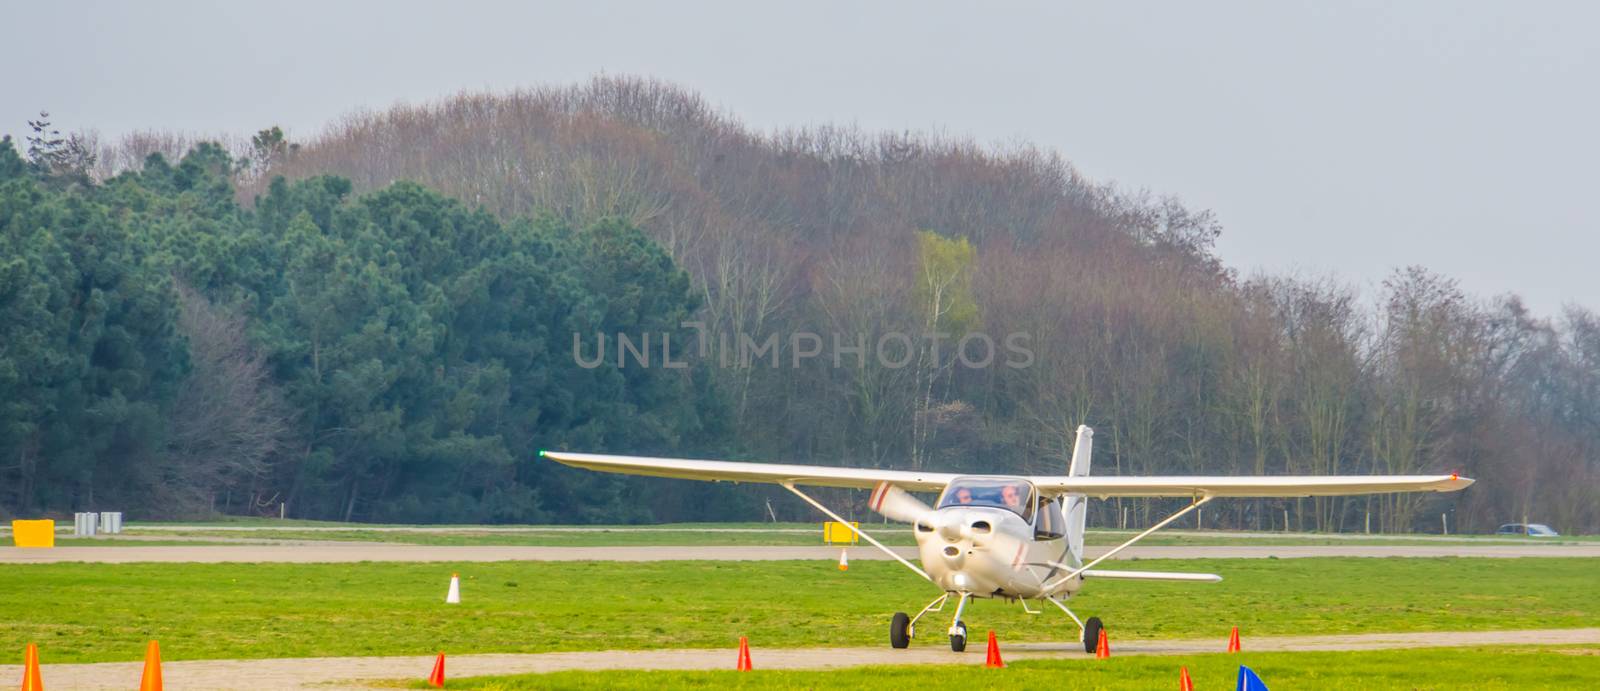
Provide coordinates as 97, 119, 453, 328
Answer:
0, 132, 739, 523
6, 77, 1598, 532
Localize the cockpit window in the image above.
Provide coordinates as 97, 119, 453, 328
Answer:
938, 478, 1036, 521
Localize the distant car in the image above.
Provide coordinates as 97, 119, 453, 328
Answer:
1496, 523, 1559, 537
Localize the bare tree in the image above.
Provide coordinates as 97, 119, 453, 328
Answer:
151, 284, 293, 516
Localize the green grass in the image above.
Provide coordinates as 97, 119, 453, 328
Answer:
102, 524, 1596, 547
49, 538, 242, 547
132, 515, 401, 527
122, 527, 907, 546
7, 538, 242, 547
2, 558, 1595, 664
429, 646, 1600, 690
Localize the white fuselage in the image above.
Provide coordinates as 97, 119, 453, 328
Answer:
913, 504, 1083, 600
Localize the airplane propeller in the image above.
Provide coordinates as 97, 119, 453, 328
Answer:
869, 482, 940, 526
869, 482, 1027, 559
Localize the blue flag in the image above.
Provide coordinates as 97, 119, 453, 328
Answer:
1236, 665, 1269, 691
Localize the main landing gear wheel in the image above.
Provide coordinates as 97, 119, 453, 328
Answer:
950, 621, 968, 652
890, 612, 911, 649
1083, 616, 1104, 654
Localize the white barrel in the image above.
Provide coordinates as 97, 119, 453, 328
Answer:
74, 512, 99, 536
99, 511, 123, 534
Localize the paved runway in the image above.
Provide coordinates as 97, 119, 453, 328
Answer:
3, 628, 1595, 690
4, 542, 1598, 563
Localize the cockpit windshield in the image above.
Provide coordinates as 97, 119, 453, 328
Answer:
938, 478, 1036, 521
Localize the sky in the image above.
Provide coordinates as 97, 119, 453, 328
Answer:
5, 0, 1596, 316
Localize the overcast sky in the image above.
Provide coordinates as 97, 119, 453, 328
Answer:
5, 1, 1596, 316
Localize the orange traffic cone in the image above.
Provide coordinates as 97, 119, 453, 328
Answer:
983, 630, 1005, 668
837, 549, 849, 571
736, 636, 753, 671
20, 643, 43, 691
1179, 665, 1195, 690
427, 652, 445, 688
445, 573, 461, 604
1227, 626, 1241, 653
1095, 628, 1111, 659
138, 640, 163, 691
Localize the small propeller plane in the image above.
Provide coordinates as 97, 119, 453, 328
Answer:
541, 425, 1472, 653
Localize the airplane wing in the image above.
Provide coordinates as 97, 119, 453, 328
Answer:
1032, 474, 1472, 498
538, 451, 960, 492
540, 451, 1472, 497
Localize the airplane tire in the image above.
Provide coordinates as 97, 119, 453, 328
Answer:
890, 612, 911, 648
1083, 616, 1104, 654
950, 621, 968, 652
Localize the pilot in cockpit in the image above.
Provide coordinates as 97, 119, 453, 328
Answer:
1000, 483, 1025, 512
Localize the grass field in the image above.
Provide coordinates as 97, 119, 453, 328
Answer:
50, 538, 242, 547
122, 526, 897, 546
2, 557, 1595, 664
13, 515, 1589, 547
426, 646, 1600, 690
81, 523, 1594, 547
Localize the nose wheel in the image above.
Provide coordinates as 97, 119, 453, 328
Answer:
947, 592, 972, 652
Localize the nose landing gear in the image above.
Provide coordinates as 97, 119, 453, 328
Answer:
947, 592, 972, 652
949, 620, 968, 652
887, 591, 981, 652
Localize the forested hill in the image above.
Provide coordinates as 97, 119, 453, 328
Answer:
5, 76, 1599, 533
0, 138, 728, 523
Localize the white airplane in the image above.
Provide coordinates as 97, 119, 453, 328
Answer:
541, 425, 1472, 653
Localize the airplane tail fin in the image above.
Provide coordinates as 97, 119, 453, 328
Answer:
1065, 425, 1093, 562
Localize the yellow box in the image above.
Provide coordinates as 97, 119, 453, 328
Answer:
823, 521, 860, 545
11, 520, 56, 548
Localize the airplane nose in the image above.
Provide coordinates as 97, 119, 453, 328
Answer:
941, 543, 965, 568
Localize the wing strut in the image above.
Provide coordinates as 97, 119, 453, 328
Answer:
1043, 495, 1213, 595
780, 482, 933, 583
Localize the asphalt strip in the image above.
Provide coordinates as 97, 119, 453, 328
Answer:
3, 628, 1596, 690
